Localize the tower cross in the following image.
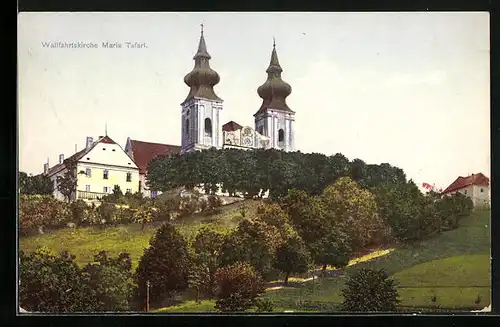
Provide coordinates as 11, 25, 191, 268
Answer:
200, 23, 204, 35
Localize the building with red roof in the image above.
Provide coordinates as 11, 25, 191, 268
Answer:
442, 173, 490, 207
125, 137, 181, 197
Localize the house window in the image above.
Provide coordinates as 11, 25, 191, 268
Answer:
103, 148, 106, 151
151, 191, 158, 198
185, 119, 190, 135
126, 172, 132, 182
86, 168, 91, 177
481, 188, 484, 193
86, 185, 91, 192
126, 188, 132, 194
112, 149, 116, 152
464, 190, 467, 195
103, 186, 108, 193
139, 180, 142, 192
103, 170, 109, 179
205, 118, 212, 137
278, 129, 285, 142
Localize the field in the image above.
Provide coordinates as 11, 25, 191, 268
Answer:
19, 201, 491, 312
262, 209, 491, 312
19, 199, 262, 270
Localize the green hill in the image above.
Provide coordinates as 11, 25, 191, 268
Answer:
19, 199, 262, 270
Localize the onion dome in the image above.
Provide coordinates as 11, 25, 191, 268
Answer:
254, 39, 293, 116
182, 26, 222, 105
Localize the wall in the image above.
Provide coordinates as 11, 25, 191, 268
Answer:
446, 184, 490, 207
76, 162, 139, 197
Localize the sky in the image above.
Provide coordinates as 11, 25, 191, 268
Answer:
18, 12, 490, 191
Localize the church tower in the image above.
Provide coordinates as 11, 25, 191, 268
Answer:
181, 25, 223, 154
254, 40, 295, 151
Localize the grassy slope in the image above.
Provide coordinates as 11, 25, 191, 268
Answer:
20, 201, 490, 312
263, 209, 491, 311
19, 199, 262, 270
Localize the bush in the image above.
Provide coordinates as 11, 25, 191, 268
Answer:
81, 251, 135, 312
214, 262, 265, 312
19, 195, 72, 234
134, 222, 191, 308
19, 248, 88, 312
341, 268, 400, 312
254, 298, 274, 312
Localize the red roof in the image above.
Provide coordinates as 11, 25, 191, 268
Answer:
442, 173, 489, 194
129, 140, 181, 174
46, 136, 118, 176
222, 121, 243, 132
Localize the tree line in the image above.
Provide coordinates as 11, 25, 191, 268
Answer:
147, 148, 407, 199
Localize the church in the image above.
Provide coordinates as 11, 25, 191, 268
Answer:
45, 26, 297, 200
180, 26, 296, 153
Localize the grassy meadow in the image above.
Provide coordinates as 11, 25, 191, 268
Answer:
19, 199, 491, 312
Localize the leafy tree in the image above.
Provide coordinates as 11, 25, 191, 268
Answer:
310, 228, 351, 276
321, 177, 388, 251
192, 227, 225, 297
341, 268, 400, 312
56, 157, 79, 202
19, 248, 88, 312
134, 222, 191, 307
273, 234, 311, 285
19, 195, 72, 234
214, 262, 265, 312
133, 205, 154, 231
19, 172, 54, 195
220, 218, 282, 277
81, 251, 134, 312
97, 202, 118, 226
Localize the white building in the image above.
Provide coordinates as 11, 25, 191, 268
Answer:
442, 173, 490, 207
45, 135, 140, 202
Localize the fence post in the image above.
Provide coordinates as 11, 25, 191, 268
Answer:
146, 280, 150, 313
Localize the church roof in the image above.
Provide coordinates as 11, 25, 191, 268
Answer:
222, 121, 243, 132
255, 41, 294, 117
442, 173, 489, 194
182, 27, 223, 105
128, 139, 181, 174
46, 136, 118, 176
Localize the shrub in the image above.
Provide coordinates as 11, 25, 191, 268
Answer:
134, 222, 191, 308
19, 248, 88, 312
254, 298, 274, 312
214, 262, 265, 312
341, 268, 400, 312
81, 251, 134, 312
97, 202, 118, 226
19, 195, 72, 234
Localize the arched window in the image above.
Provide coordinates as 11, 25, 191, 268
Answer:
185, 119, 190, 135
278, 129, 285, 142
205, 118, 212, 137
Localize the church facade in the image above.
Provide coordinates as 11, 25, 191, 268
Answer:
180, 27, 296, 154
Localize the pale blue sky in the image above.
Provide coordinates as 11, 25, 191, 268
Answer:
18, 12, 490, 190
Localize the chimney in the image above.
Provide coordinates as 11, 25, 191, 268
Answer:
43, 163, 48, 174
86, 137, 93, 149
59, 154, 64, 164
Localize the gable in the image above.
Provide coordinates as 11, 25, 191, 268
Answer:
81, 141, 138, 169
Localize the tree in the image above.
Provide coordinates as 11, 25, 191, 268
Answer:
192, 227, 225, 297
220, 218, 283, 277
310, 228, 351, 276
321, 177, 388, 251
341, 268, 400, 312
81, 251, 134, 312
133, 205, 154, 231
273, 234, 311, 285
214, 262, 265, 312
134, 222, 191, 307
19, 172, 54, 195
56, 157, 79, 202
19, 248, 88, 312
